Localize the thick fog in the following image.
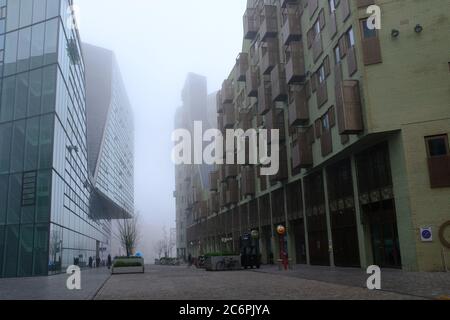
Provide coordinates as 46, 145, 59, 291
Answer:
76, 0, 247, 259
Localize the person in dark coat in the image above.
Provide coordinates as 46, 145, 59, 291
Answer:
88, 256, 93, 268
107, 254, 112, 269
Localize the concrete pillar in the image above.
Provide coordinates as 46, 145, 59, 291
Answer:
301, 178, 311, 265
284, 185, 296, 264
322, 168, 335, 267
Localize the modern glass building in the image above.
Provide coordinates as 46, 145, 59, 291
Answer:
0, 0, 134, 278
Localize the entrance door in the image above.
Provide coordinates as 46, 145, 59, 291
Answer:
366, 200, 402, 268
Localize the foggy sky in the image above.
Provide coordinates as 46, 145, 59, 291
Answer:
76, 0, 247, 257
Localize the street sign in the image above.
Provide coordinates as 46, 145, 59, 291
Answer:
420, 227, 433, 242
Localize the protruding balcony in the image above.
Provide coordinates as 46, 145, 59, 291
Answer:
260, 38, 279, 75
259, 5, 278, 41
236, 53, 249, 82
270, 64, 287, 102
246, 66, 259, 97
286, 42, 306, 84
216, 91, 223, 113
244, 8, 259, 40
292, 131, 313, 169
209, 171, 219, 191
288, 86, 309, 126
257, 82, 272, 115
336, 80, 363, 134
221, 79, 234, 104
241, 166, 255, 196
281, 10, 302, 45
265, 107, 286, 143
223, 103, 235, 129
226, 179, 239, 205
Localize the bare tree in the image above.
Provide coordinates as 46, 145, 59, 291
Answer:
115, 211, 140, 257
153, 240, 165, 259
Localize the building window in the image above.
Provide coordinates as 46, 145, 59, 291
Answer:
318, 65, 326, 83
426, 135, 449, 157
347, 27, 355, 47
361, 18, 377, 39
334, 46, 341, 64
329, 0, 336, 13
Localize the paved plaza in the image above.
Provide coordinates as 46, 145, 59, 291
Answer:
0, 265, 449, 300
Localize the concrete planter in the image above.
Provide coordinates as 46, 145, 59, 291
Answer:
205, 255, 241, 271
111, 265, 145, 274
111, 257, 145, 275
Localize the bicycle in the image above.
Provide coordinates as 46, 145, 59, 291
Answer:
215, 257, 238, 271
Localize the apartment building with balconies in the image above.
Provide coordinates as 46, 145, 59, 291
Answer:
184, 0, 450, 272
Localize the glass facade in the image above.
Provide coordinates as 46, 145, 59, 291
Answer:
0, 0, 121, 278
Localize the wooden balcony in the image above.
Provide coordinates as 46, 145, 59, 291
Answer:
223, 103, 235, 129
257, 82, 272, 115
312, 34, 323, 63
241, 166, 256, 196
244, 8, 259, 40
347, 46, 358, 76
226, 179, 239, 205
316, 80, 328, 108
260, 38, 279, 75
221, 79, 234, 104
209, 171, 219, 191
236, 53, 249, 82
281, 10, 302, 45
246, 66, 259, 97
225, 164, 238, 179
336, 80, 363, 134
259, 5, 278, 41
292, 131, 313, 169
286, 42, 306, 84
270, 64, 287, 102
288, 86, 309, 126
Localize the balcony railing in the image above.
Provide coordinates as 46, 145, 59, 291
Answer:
236, 53, 249, 82
246, 66, 259, 98
244, 8, 259, 40
288, 87, 309, 126
270, 64, 287, 102
286, 42, 306, 84
281, 10, 301, 45
336, 80, 363, 134
292, 131, 313, 169
260, 38, 278, 75
259, 5, 278, 41
221, 79, 234, 104
257, 82, 272, 115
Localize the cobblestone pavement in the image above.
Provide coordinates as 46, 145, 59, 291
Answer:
0, 267, 110, 300
252, 265, 450, 300
94, 265, 425, 300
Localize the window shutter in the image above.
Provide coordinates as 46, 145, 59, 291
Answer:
338, 35, 347, 58
329, 106, 336, 127
315, 119, 322, 138
324, 55, 331, 77
311, 73, 317, 92
307, 28, 314, 48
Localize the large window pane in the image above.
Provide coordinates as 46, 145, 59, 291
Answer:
6, 0, 20, 32
42, 65, 56, 113
28, 68, 42, 117
33, 0, 47, 23
4, 31, 18, 76
30, 23, 45, 69
0, 75, 16, 122
0, 226, 4, 276
46, 0, 60, 19
0, 122, 12, 174
10, 119, 25, 173
19, 0, 33, 28
33, 224, 49, 276
44, 19, 58, 65
4, 225, 19, 277
18, 224, 34, 276
0, 175, 8, 225
17, 27, 31, 73
38, 114, 53, 168
36, 170, 51, 223
7, 173, 22, 224
14, 72, 29, 119
24, 116, 39, 171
